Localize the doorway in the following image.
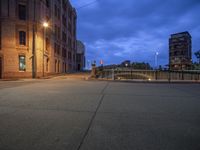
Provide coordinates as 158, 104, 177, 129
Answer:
0, 57, 2, 79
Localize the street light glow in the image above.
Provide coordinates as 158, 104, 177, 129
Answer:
43, 22, 48, 27
155, 51, 159, 70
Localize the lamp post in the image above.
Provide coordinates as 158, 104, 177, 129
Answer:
42, 22, 48, 77
155, 52, 159, 70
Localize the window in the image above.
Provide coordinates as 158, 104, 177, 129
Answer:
55, 60, 57, 72
58, 27, 61, 39
46, 0, 50, 8
58, 9, 61, 20
18, 4, 26, 20
68, 22, 72, 33
54, 25, 57, 38
54, 5, 57, 17
46, 38, 50, 52
54, 43, 57, 54
54, 25, 60, 40
62, 15, 66, 26
68, 52, 71, 60
58, 60, 60, 72
62, 0, 67, 11
55, 4, 61, 19
57, 45, 60, 55
62, 32, 66, 42
19, 55, 26, 71
62, 48, 66, 57
68, 38, 72, 48
68, 10, 72, 18
46, 59, 49, 72
0, 22, 1, 49
19, 31, 26, 45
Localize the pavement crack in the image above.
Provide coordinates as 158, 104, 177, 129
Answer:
100, 82, 109, 94
76, 82, 109, 150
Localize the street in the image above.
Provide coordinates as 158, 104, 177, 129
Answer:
0, 78, 200, 150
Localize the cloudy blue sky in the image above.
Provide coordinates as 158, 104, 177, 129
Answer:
70, 0, 200, 67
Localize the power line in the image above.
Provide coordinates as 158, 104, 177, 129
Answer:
77, 0, 99, 10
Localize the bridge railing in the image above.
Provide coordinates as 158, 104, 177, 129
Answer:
95, 68, 200, 81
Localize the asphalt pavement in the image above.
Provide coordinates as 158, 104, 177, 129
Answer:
0, 78, 200, 150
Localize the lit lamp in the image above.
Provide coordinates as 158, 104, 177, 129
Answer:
42, 22, 48, 77
43, 22, 48, 28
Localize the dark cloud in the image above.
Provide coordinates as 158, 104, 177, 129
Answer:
71, 0, 200, 67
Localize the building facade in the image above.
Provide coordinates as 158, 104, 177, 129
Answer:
169, 31, 192, 70
0, 0, 77, 78
76, 40, 85, 71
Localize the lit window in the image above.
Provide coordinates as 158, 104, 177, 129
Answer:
19, 55, 26, 71
19, 31, 26, 45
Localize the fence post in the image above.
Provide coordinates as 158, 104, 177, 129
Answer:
112, 69, 115, 80
131, 69, 133, 79
181, 71, 184, 80
168, 70, 171, 83
155, 70, 158, 80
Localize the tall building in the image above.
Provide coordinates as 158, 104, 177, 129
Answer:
0, 0, 77, 78
76, 40, 85, 71
169, 31, 192, 70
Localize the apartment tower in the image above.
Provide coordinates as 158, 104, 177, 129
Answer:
169, 31, 192, 70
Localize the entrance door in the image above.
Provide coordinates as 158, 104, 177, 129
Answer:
0, 57, 2, 79
78, 64, 81, 71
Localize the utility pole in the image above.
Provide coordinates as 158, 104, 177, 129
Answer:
32, 0, 36, 78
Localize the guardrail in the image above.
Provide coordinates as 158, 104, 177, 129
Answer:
94, 68, 200, 81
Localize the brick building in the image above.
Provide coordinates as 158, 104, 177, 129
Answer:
169, 31, 192, 70
0, 0, 77, 78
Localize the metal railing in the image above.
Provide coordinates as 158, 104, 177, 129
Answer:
95, 68, 200, 81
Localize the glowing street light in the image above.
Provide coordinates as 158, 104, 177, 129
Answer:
155, 52, 159, 70
43, 22, 49, 28
42, 22, 49, 77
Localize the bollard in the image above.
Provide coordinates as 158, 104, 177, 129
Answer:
91, 64, 97, 78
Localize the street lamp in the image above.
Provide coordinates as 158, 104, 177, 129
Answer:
155, 52, 159, 70
42, 22, 48, 77
43, 22, 48, 28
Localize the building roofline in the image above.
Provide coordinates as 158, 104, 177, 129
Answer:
171, 31, 191, 37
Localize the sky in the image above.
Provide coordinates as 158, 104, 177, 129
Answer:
70, 0, 200, 67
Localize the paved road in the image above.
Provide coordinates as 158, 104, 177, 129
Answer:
0, 78, 200, 150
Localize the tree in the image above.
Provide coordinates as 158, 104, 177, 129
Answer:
132, 62, 152, 70
194, 50, 200, 64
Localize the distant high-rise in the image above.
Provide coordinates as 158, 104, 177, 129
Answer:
169, 31, 192, 70
76, 40, 85, 71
